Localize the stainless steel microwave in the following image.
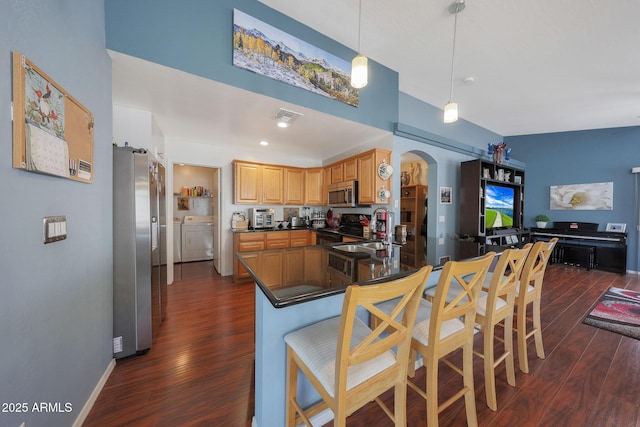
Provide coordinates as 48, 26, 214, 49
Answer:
328, 180, 358, 207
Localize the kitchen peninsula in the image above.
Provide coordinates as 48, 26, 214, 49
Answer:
240, 239, 499, 427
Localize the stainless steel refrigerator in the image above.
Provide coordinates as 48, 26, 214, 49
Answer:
113, 146, 167, 359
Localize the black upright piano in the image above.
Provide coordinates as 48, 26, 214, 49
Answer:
531, 222, 627, 275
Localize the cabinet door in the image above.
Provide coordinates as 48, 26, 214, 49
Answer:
357, 151, 375, 204
234, 162, 261, 204
304, 248, 324, 285
330, 163, 344, 184
284, 249, 305, 285
261, 251, 283, 288
237, 252, 261, 280
304, 168, 324, 205
284, 167, 304, 205
322, 167, 332, 205
262, 165, 284, 204
344, 157, 357, 181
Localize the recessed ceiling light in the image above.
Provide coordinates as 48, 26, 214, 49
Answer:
260, 140, 269, 146
277, 121, 289, 128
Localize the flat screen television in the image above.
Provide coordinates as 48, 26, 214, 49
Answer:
485, 184, 515, 228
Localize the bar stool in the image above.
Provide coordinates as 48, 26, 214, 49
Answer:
373, 252, 494, 427
426, 245, 532, 410
284, 266, 432, 427
514, 238, 557, 373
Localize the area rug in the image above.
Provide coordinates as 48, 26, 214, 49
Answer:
583, 287, 640, 340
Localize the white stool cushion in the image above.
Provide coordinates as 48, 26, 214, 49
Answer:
376, 298, 465, 347
284, 316, 396, 398
514, 280, 534, 297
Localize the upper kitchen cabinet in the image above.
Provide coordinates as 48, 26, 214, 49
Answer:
284, 167, 304, 205
343, 157, 357, 181
304, 167, 324, 206
357, 148, 391, 205
262, 165, 284, 204
233, 161, 283, 204
330, 163, 344, 184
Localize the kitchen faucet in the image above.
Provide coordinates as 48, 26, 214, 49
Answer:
371, 206, 393, 246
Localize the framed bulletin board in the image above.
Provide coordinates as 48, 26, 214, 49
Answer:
12, 51, 94, 183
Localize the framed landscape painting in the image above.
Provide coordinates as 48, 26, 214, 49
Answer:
233, 9, 359, 107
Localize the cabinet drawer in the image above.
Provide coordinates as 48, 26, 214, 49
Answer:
238, 241, 265, 252
238, 233, 266, 242
290, 238, 309, 247
266, 231, 290, 240
266, 240, 289, 249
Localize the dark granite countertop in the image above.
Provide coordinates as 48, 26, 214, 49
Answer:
238, 243, 415, 308
237, 239, 506, 308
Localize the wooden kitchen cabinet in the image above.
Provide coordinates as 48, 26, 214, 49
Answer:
304, 168, 324, 205
283, 249, 304, 286
233, 232, 265, 281
303, 248, 323, 285
330, 163, 344, 184
266, 231, 290, 249
261, 251, 283, 288
290, 230, 311, 247
262, 165, 284, 204
234, 161, 261, 204
233, 161, 283, 204
343, 157, 357, 181
357, 148, 391, 205
284, 167, 304, 205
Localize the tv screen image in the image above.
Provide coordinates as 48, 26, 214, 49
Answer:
485, 185, 514, 228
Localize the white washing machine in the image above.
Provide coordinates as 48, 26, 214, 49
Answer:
181, 215, 214, 262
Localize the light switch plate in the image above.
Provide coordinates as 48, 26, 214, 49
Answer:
439, 215, 445, 222
43, 215, 67, 244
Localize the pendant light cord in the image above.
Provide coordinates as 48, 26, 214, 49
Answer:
357, 0, 363, 53
448, 4, 460, 102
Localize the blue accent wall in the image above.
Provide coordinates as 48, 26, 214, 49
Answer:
506, 126, 640, 271
0, 1, 113, 426
105, 0, 399, 132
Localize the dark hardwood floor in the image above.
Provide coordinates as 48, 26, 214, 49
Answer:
85, 262, 640, 426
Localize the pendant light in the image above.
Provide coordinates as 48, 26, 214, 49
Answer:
351, 0, 368, 88
444, 0, 465, 123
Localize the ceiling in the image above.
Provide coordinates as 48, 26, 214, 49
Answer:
111, 1, 640, 158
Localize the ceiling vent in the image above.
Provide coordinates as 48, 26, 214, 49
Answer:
275, 108, 303, 128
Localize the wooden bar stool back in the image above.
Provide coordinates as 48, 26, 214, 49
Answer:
514, 238, 558, 373
406, 252, 494, 427
284, 266, 432, 427
473, 244, 531, 410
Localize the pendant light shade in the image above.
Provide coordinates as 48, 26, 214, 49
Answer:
443, 101, 459, 123
351, 0, 368, 89
351, 54, 368, 88
444, 0, 465, 124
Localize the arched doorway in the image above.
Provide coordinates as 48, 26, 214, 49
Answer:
399, 150, 438, 267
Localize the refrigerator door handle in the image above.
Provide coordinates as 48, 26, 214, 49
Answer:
151, 217, 158, 249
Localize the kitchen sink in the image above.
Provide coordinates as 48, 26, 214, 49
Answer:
332, 241, 398, 254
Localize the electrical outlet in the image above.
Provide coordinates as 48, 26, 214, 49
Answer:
439, 238, 445, 245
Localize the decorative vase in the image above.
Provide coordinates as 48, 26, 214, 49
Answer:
536, 221, 547, 228
400, 171, 410, 186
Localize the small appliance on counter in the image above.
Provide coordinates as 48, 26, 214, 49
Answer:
231, 212, 248, 230
249, 208, 275, 229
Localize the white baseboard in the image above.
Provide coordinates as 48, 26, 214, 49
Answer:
72, 358, 116, 427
